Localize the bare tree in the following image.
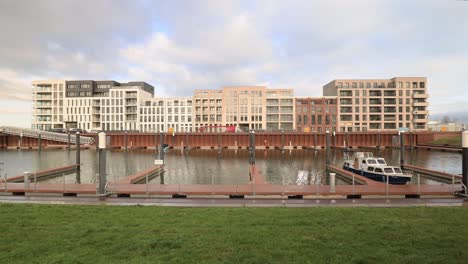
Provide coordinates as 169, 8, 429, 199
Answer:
441, 116, 452, 124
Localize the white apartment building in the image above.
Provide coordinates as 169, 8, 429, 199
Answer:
139, 97, 193, 132
31, 80, 65, 130
323, 77, 429, 132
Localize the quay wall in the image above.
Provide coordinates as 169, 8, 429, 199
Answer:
0, 131, 461, 149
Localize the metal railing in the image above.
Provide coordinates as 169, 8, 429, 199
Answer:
0, 126, 95, 145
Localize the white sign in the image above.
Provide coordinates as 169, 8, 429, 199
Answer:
154, 159, 164, 165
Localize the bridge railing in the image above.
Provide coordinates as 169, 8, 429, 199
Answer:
0, 126, 95, 145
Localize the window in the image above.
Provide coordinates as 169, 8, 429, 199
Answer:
384, 168, 394, 173
374, 168, 383, 173
398, 82, 403, 88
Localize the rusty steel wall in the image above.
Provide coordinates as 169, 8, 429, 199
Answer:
0, 132, 461, 149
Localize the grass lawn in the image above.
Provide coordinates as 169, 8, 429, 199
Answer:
0, 204, 467, 263
431, 136, 462, 146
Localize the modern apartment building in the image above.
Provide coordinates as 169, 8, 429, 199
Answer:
193, 89, 223, 132
323, 77, 429, 132
195, 86, 295, 132
31, 80, 65, 130
63, 80, 154, 131
139, 97, 193, 132
31, 76, 429, 132
295, 97, 338, 133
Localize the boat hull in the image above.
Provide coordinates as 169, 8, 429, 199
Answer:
343, 165, 411, 185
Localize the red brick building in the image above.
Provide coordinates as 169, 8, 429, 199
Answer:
295, 97, 337, 133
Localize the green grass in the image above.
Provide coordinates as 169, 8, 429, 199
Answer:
0, 204, 467, 263
431, 136, 462, 146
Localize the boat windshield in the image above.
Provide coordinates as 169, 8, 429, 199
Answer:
384, 168, 394, 173
377, 159, 386, 165
394, 168, 402, 173
367, 159, 377, 164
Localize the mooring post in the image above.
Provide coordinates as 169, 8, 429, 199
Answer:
250, 130, 256, 165
332, 131, 336, 146
154, 131, 158, 158
19, 131, 23, 148
462, 131, 468, 194
314, 132, 317, 150
281, 128, 285, 152
377, 130, 381, 149
67, 132, 71, 151
38, 133, 42, 152
326, 131, 331, 171
124, 131, 128, 151
399, 131, 405, 169
159, 131, 164, 161
98, 132, 107, 195
329, 172, 336, 193
76, 132, 81, 169
409, 130, 413, 150
217, 132, 221, 154
345, 131, 349, 149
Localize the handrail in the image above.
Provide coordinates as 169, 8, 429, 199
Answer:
0, 126, 95, 145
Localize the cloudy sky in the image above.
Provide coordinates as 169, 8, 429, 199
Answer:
1, 0, 467, 127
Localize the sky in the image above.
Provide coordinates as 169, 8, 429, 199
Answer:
1, 0, 467, 127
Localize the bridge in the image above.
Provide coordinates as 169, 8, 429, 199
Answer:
0, 126, 95, 148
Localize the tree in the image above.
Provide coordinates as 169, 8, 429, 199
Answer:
441, 116, 452, 124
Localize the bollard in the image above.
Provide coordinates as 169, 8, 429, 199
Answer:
124, 131, 128, 151
399, 132, 405, 169
386, 174, 389, 197
24, 172, 30, 191
249, 130, 256, 165
462, 131, 468, 194
97, 132, 107, 195
316, 173, 319, 196
38, 133, 42, 152
417, 173, 420, 195
329, 172, 336, 193
67, 132, 71, 151
326, 131, 331, 169
377, 130, 381, 149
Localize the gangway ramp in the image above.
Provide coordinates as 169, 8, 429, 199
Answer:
0, 126, 95, 145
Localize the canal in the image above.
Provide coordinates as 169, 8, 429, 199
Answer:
0, 149, 462, 185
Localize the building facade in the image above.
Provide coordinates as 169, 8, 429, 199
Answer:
323, 77, 429, 132
295, 97, 337, 133
31, 77, 429, 132
31, 80, 65, 130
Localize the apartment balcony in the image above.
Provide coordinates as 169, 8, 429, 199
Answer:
412, 93, 428, 99
413, 101, 429, 107
413, 110, 429, 115
413, 117, 429, 123
36, 88, 52, 93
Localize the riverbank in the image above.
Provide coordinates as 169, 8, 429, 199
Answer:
0, 203, 467, 263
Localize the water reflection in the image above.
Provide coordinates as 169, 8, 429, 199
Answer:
0, 148, 462, 185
